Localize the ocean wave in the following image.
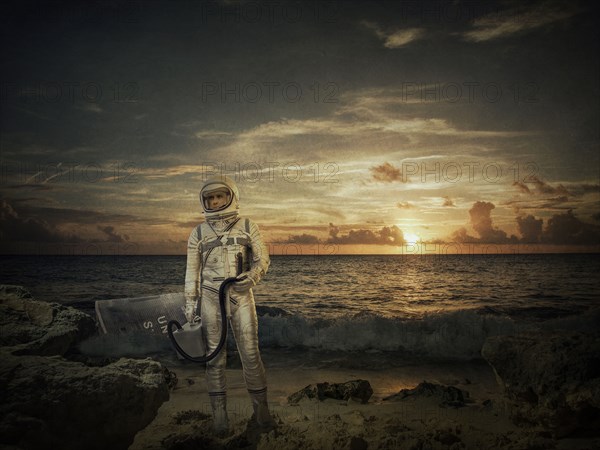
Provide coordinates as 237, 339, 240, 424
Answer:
255, 308, 520, 360
254, 306, 600, 360
79, 305, 599, 361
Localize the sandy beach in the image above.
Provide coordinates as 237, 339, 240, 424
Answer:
130, 351, 598, 450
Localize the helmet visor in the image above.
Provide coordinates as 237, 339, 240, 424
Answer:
201, 185, 232, 212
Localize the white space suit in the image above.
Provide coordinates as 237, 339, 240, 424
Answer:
184, 175, 275, 435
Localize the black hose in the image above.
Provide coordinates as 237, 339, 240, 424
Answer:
167, 276, 239, 363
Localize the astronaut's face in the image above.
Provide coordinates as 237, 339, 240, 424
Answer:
205, 191, 230, 211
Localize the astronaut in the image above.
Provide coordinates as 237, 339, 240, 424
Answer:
184, 175, 275, 436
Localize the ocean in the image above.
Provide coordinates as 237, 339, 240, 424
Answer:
2, 254, 599, 361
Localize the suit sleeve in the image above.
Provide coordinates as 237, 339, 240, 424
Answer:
184, 226, 201, 308
247, 219, 270, 284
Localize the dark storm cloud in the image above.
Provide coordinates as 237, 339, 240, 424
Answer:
0, 198, 83, 243
531, 176, 570, 196
569, 184, 600, 196
97, 225, 129, 243
284, 233, 321, 245
512, 181, 531, 194
469, 201, 516, 243
0, 199, 165, 248
450, 227, 478, 244
512, 177, 571, 197
326, 223, 405, 245
542, 210, 600, 245
450, 201, 511, 244
516, 214, 543, 243
451, 202, 600, 245
508, 176, 598, 215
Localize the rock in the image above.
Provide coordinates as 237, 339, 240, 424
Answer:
0, 351, 169, 450
482, 332, 600, 437
482, 399, 493, 409
383, 381, 470, 408
172, 410, 211, 425
434, 430, 462, 446
163, 366, 178, 390
348, 436, 369, 450
288, 384, 318, 403
287, 379, 373, 404
0, 285, 170, 449
0, 284, 97, 356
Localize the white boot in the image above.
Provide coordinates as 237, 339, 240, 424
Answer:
249, 389, 277, 429
210, 394, 230, 437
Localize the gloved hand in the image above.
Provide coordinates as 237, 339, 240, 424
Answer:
232, 271, 258, 293
185, 302, 198, 323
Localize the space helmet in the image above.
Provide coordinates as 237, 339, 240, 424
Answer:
199, 175, 239, 218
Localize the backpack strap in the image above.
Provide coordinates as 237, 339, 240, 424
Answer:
199, 218, 251, 253
200, 218, 241, 266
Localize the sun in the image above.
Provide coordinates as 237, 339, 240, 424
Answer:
404, 232, 420, 245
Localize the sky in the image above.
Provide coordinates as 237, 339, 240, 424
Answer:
1, 0, 599, 255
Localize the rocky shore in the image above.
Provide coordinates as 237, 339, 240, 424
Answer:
0, 285, 170, 450
1, 284, 599, 450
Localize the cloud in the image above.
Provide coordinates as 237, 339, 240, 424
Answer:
578, 184, 600, 194
531, 176, 570, 196
181, 88, 532, 168
284, 233, 321, 245
539, 196, 570, 208
370, 162, 404, 183
397, 202, 415, 209
452, 203, 600, 245
9, 201, 168, 227
194, 130, 234, 139
516, 214, 543, 243
97, 225, 129, 243
0, 199, 84, 244
382, 28, 426, 49
451, 201, 518, 244
362, 21, 426, 48
326, 223, 405, 246
0, 199, 153, 251
469, 201, 515, 243
512, 176, 571, 196
512, 181, 531, 194
442, 196, 455, 207
542, 210, 600, 245
451, 226, 478, 244
463, 1, 580, 42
